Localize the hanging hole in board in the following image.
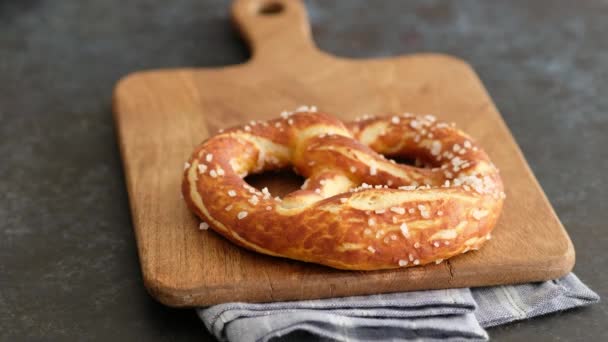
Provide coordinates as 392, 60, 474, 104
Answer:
258, 1, 284, 15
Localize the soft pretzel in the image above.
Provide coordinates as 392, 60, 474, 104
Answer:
182, 107, 505, 270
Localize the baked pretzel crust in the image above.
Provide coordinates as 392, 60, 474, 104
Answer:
183, 108, 504, 270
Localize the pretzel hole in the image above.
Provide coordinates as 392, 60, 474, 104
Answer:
389, 155, 435, 169
257, 2, 284, 15
389, 156, 417, 167
244, 169, 305, 197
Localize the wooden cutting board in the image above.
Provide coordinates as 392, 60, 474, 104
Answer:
113, 0, 574, 307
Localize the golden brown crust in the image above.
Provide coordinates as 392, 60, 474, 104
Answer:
182, 109, 505, 270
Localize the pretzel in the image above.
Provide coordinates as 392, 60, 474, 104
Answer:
182, 107, 505, 270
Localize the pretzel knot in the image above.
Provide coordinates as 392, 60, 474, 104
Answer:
183, 108, 505, 270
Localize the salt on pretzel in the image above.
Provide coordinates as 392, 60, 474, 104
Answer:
182, 107, 505, 270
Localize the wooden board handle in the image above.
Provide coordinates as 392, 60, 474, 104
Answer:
231, 0, 317, 62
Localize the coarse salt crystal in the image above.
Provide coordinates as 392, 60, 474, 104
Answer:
237, 211, 248, 220
430, 141, 442, 156
472, 208, 488, 220
400, 223, 409, 237
199, 222, 209, 230
424, 114, 436, 122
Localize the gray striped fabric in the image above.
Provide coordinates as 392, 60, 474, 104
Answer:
198, 273, 598, 341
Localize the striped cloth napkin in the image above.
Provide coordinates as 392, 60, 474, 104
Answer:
198, 273, 598, 341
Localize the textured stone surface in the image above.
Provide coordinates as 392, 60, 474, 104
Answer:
1, 0, 606, 340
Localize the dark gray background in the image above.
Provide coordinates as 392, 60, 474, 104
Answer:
1, 0, 606, 340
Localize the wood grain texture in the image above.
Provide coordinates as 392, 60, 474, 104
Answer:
113, 0, 574, 307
